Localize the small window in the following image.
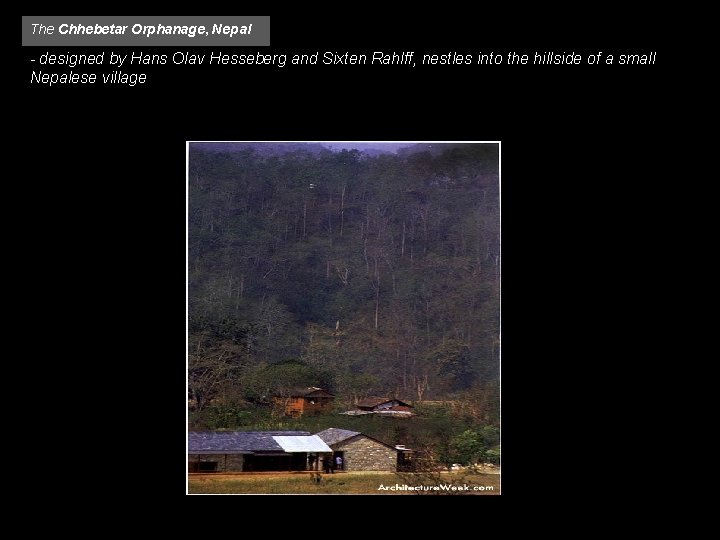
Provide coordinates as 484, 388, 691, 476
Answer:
197, 462, 218, 472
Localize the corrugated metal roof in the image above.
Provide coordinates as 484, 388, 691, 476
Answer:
314, 428, 361, 446
356, 397, 414, 409
273, 435, 332, 453
188, 431, 310, 454
356, 397, 391, 408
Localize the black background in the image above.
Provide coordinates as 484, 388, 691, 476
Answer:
20, 13, 670, 502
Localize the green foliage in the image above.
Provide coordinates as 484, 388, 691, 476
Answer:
485, 448, 501, 465
189, 405, 260, 430
242, 360, 333, 401
479, 425, 500, 447
449, 429, 487, 466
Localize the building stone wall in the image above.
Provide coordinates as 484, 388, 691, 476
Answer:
335, 435, 397, 471
188, 453, 244, 472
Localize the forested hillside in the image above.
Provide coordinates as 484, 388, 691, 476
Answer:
188, 143, 500, 427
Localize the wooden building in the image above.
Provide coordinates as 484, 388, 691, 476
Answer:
275, 387, 335, 417
315, 428, 399, 472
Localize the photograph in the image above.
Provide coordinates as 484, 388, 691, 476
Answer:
187, 141, 500, 495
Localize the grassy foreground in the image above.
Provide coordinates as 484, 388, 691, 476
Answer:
188, 471, 500, 495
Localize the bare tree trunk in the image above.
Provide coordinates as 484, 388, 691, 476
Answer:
415, 375, 428, 402
335, 264, 349, 286
327, 193, 333, 243
375, 287, 380, 331
403, 353, 407, 393
425, 300, 431, 339
373, 257, 381, 331
303, 200, 307, 239
340, 185, 346, 237
423, 219, 428, 253
363, 239, 370, 276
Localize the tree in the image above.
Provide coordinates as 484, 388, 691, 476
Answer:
449, 429, 487, 466
188, 336, 246, 411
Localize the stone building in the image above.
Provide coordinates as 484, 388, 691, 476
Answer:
188, 431, 331, 472
188, 428, 400, 473
315, 428, 398, 472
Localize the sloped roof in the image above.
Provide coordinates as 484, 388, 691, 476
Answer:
315, 428, 361, 445
315, 428, 398, 451
340, 410, 415, 417
356, 397, 413, 408
188, 431, 310, 454
356, 397, 391, 408
273, 435, 332, 453
286, 387, 335, 398
389, 405, 413, 412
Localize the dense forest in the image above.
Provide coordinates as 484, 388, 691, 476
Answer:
188, 143, 500, 443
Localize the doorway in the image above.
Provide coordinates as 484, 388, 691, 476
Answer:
333, 451, 345, 471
